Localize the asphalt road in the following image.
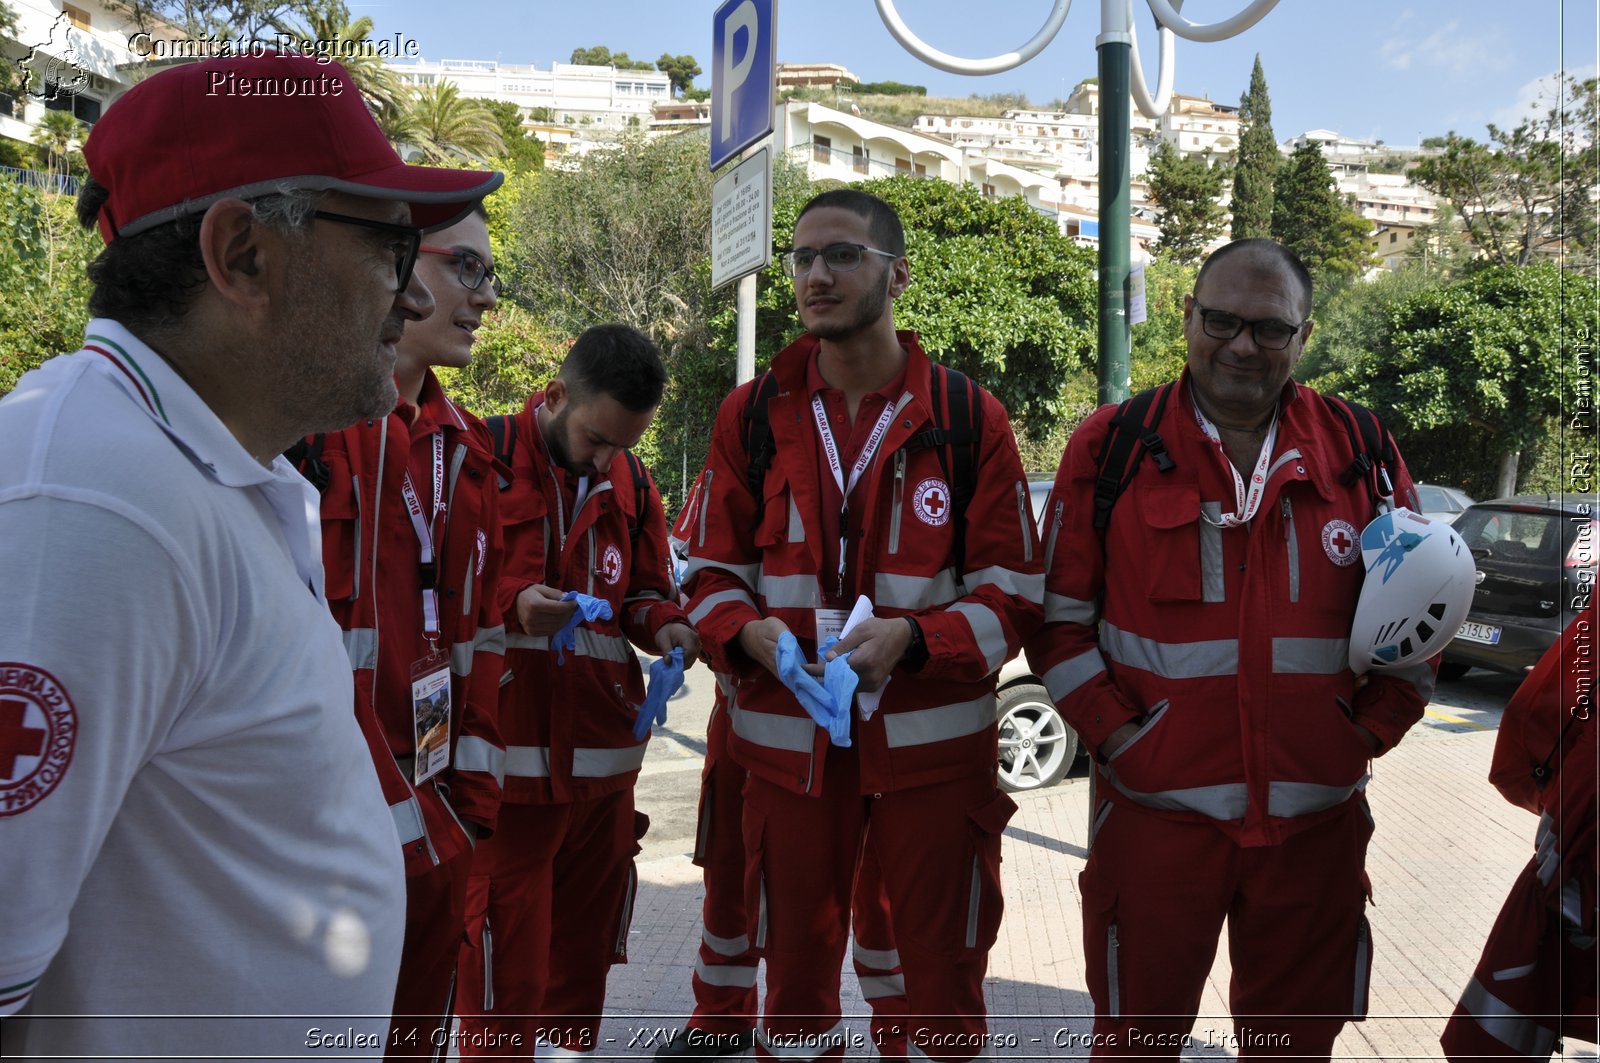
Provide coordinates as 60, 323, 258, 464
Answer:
631, 663, 1528, 866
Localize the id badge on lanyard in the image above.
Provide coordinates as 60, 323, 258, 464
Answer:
402, 433, 452, 783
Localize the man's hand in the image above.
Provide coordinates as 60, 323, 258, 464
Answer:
515, 583, 577, 637
655, 620, 702, 669
820, 617, 914, 694
1097, 721, 1142, 760
737, 617, 791, 680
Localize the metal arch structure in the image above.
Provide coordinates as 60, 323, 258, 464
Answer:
874, 0, 1281, 404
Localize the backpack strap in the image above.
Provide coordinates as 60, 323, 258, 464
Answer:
741, 370, 781, 501
1322, 394, 1398, 511
284, 433, 330, 493
486, 414, 516, 489
1092, 383, 1177, 530
624, 451, 649, 544
902, 366, 981, 567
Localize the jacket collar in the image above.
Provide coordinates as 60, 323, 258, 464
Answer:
1173, 369, 1341, 500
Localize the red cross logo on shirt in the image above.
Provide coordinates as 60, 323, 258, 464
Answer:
1330, 529, 1352, 553
0, 699, 45, 780
1322, 519, 1361, 567
600, 543, 624, 586
913, 478, 953, 527
924, 490, 947, 517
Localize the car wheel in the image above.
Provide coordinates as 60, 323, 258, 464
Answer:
997, 683, 1077, 793
1437, 661, 1471, 682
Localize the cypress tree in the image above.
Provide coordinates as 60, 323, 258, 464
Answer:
1231, 55, 1277, 239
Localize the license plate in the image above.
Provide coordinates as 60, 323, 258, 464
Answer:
1457, 622, 1502, 645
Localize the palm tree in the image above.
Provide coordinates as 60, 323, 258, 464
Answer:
31, 110, 84, 178
296, 2, 407, 118
402, 81, 505, 164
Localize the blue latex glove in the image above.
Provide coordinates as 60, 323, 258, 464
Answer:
819, 637, 861, 725
553, 591, 613, 665
775, 632, 855, 747
634, 646, 685, 741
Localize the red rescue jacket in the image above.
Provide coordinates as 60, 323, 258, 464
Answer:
495, 393, 688, 804
306, 371, 506, 876
1028, 371, 1429, 846
682, 332, 1043, 797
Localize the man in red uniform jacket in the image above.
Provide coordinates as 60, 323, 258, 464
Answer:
1442, 598, 1599, 1061
301, 202, 507, 1056
456, 324, 699, 1057
1028, 239, 1430, 1060
682, 189, 1043, 1062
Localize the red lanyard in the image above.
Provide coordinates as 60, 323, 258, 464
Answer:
1191, 401, 1279, 528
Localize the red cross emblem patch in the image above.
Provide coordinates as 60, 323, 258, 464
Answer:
913, 477, 952, 527
0, 663, 77, 816
600, 543, 624, 586
1322, 519, 1360, 567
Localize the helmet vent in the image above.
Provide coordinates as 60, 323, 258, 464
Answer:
1428, 602, 1448, 621
1416, 620, 1435, 641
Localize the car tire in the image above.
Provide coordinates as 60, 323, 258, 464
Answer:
997, 682, 1077, 793
1437, 661, 1471, 682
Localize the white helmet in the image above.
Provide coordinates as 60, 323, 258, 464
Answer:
1348, 508, 1477, 675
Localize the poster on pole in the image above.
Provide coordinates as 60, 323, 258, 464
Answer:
1128, 261, 1148, 326
711, 147, 772, 291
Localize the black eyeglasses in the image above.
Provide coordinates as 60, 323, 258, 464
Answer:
420, 245, 501, 296
312, 210, 423, 291
1194, 303, 1308, 351
780, 242, 898, 278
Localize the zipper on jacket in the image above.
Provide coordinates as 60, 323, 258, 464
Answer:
462, 543, 474, 617
964, 854, 982, 948
586, 527, 599, 595
350, 474, 363, 601
482, 894, 495, 1011
1281, 497, 1300, 603
888, 450, 907, 555
1107, 923, 1122, 1016
1042, 500, 1064, 573
697, 469, 713, 547
368, 427, 387, 710
1014, 481, 1033, 564
615, 861, 639, 959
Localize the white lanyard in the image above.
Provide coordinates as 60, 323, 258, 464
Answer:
399, 431, 446, 643
812, 393, 897, 596
1191, 401, 1278, 528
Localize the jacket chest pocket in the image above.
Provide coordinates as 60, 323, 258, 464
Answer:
1129, 480, 1204, 603
499, 482, 552, 584
317, 454, 361, 602
755, 474, 792, 549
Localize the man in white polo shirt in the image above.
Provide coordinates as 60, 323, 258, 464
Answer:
0, 53, 501, 1060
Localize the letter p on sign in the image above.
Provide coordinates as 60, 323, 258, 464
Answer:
710, 0, 775, 171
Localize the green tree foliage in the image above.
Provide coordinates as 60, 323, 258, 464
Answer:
569, 46, 654, 71
110, 0, 306, 40
400, 81, 505, 164
849, 81, 926, 96
0, 180, 99, 396
1321, 263, 1595, 496
1270, 142, 1375, 292
1403, 201, 1474, 279
434, 303, 566, 417
1145, 141, 1229, 264
481, 99, 544, 174
655, 53, 702, 97
1231, 55, 1276, 240
1412, 76, 1598, 271
298, 2, 407, 117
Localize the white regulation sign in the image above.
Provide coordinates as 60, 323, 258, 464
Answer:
711, 147, 772, 291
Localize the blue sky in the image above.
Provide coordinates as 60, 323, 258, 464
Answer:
357, 1, 1597, 147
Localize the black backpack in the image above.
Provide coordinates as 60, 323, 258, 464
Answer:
486, 413, 651, 543
1090, 383, 1399, 530
740, 364, 983, 563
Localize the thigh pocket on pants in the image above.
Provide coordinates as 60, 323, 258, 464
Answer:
962, 789, 1018, 952
612, 811, 651, 964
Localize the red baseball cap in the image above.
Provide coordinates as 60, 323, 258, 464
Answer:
82, 52, 503, 241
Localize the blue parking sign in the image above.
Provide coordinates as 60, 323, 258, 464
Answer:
710, 0, 775, 171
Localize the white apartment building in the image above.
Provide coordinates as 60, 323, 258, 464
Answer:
388, 58, 672, 133
1, 0, 182, 147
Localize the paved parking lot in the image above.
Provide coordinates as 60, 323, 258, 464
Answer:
593, 669, 1597, 1060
